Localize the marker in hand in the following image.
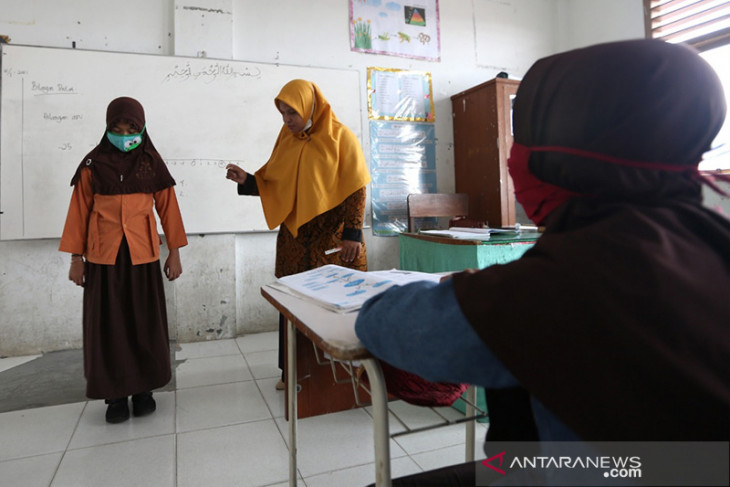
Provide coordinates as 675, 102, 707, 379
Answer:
325, 247, 342, 255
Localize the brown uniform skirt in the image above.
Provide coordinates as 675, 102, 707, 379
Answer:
82, 237, 171, 399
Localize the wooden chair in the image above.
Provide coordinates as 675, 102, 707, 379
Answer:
407, 193, 469, 232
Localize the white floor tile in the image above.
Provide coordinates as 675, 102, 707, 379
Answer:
303, 456, 423, 487
176, 338, 241, 360
409, 443, 475, 472
176, 381, 271, 433
393, 421, 472, 456
68, 392, 175, 449
0, 452, 62, 487
0, 354, 41, 373
368, 400, 482, 457
384, 400, 465, 432
275, 408, 407, 478
175, 354, 253, 389
3, 331, 481, 487
257, 377, 286, 418
0, 402, 84, 462
235, 331, 278, 354
244, 349, 280, 379
52, 435, 175, 487
177, 419, 289, 487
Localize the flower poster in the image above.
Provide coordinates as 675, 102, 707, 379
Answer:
350, 0, 441, 62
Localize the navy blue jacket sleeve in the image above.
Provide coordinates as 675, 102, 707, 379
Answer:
354, 279, 519, 388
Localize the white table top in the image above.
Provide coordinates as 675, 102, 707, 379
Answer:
260, 284, 369, 361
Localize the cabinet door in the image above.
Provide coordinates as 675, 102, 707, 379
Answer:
452, 78, 520, 227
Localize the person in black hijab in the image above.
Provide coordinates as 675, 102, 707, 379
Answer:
355, 39, 729, 485
61, 97, 188, 423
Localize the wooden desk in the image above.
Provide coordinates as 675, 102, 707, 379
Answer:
283, 326, 367, 419
399, 232, 538, 273
260, 284, 478, 487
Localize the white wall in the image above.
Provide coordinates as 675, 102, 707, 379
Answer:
0, 0, 645, 356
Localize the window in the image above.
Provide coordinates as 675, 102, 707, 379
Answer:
645, 0, 730, 50
700, 43, 730, 171
646, 0, 730, 171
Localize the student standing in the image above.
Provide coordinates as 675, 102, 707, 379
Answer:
60, 97, 187, 423
226, 79, 370, 389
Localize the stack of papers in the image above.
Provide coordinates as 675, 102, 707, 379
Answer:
418, 227, 531, 240
270, 264, 441, 313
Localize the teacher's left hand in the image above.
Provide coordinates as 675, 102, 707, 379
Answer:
340, 239, 361, 263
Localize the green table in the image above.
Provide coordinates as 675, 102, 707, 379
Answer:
398, 232, 538, 273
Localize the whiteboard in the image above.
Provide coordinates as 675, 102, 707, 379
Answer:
0, 45, 362, 240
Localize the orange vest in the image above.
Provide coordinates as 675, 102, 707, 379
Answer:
59, 167, 187, 265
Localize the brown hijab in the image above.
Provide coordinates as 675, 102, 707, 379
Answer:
71, 97, 175, 195
453, 39, 730, 441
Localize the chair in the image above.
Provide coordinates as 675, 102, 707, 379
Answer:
407, 193, 469, 232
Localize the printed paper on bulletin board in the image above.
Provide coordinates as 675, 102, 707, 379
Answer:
369, 120, 437, 236
367, 67, 434, 122
350, 0, 441, 62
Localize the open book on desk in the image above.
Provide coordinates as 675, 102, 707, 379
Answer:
269, 264, 442, 313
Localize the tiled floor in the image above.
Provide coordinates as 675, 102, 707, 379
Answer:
0, 332, 487, 487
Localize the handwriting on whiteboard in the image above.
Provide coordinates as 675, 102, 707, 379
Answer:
163, 63, 262, 83
165, 159, 248, 168
31, 81, 77, 95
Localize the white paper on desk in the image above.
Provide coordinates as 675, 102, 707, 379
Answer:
273, 264, 440, 313
419, 229, 491, 240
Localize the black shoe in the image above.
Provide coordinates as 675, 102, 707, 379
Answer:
105, 397, 130, 423
132, 391, 156, 417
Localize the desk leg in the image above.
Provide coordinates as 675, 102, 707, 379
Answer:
465, 385, 476, 462
362, 358, 391, 487
287, 319, 297, 487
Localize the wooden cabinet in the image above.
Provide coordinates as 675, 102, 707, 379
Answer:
451, 78, 520, 228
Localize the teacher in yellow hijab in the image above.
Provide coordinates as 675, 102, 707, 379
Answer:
226, 79, 370, 387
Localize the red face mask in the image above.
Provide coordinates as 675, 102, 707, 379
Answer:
507, 143, 716, 225
507, 143, 582, 225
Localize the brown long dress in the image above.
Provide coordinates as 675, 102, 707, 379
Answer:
83, 237, 172, 399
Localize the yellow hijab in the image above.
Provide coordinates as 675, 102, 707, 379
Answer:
255, 79, 370, 237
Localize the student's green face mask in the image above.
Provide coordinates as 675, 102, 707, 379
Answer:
106, 126, 145, 152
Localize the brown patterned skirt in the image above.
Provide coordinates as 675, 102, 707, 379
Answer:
274, 204, 367, 278
82, 237, 171, 399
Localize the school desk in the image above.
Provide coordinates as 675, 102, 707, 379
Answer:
398, 231, 539, 273
260, 284, 480, 487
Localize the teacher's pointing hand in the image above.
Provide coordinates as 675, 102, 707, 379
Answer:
225, 163, 247, 184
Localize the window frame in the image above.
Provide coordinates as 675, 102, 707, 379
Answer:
646, 1, 730, 173
644, 0, 730, 52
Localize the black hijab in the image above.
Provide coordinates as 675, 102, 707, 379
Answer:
452, 39, 730, 441
71, 97, 175, 195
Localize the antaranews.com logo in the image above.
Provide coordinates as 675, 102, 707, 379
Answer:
476, 441, 728, 486
482, 451, 641, 479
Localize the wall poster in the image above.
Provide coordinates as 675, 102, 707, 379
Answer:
369, 120, 436, 236
350, 0, 441, 62
367, 67, 434, 122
